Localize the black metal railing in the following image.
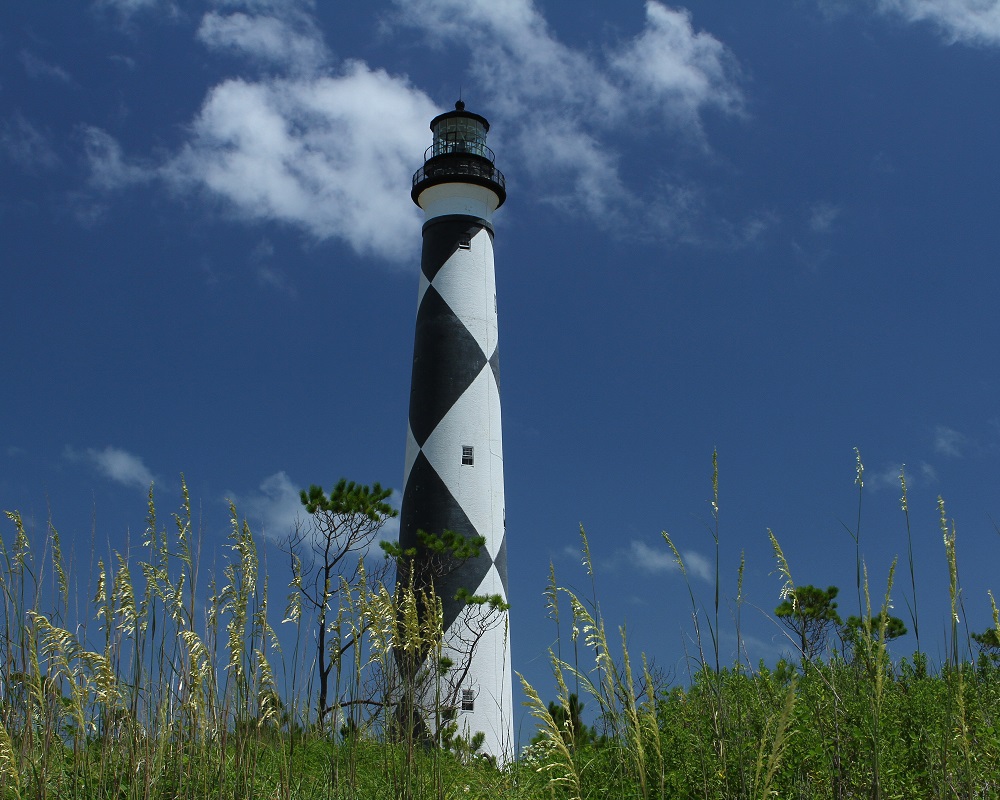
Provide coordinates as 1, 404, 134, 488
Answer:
424, 135, 496, 163
412, 156, 506, 192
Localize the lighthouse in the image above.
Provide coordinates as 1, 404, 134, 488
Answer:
397, 101, 512, 761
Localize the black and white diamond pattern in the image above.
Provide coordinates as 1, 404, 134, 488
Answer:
400, 217, 508, 635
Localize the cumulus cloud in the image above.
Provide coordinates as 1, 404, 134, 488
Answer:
79, 0, 436, 263
934, 424, 966, 457
162, 63, 436, 261
67, 445, 156, 490
85, 0, 746, 259
609, 4, 743, 129
629, 539, 713, 582
876, 0, 1000, 46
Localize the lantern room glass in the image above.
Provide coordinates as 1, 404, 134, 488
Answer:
431, 116, 489, 159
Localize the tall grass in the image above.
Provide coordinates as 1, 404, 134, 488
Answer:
517, 453, 1000, 800
0, 485, 522, 800
4, 454, 1000, 798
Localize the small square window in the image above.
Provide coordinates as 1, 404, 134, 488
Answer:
458, 238, 471, 250
462, 446, 474, 466
462, 689, 475, 712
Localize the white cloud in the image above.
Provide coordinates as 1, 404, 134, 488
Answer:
83, 45, 435, 262
629, 539, 713, 582
84, 1, 436, 263
876, 0, 1000, 46
392, 0, 744, 234
808, 202, 840, 234
250, 238, 297, 296
19, 50, 72, 83
380, 490, 401, 544
934, 424, 966, 457
609, 3, 743, 129
630, 539, 680, 573
229, 473, 401, 548
681, 550, 714, 582
93, 0, 174, 18
0, 114, 60, 170
256, 264, 296, 296
81, 125, 149, 189
515, 118, 631, 221
85, 0, 745, 258
866, 462, 907, 491
197, 10, 327, 74
228, 471, 304, 541
867, 460, 937, 492
162, 63, 436, 262
70, 445, 157, 490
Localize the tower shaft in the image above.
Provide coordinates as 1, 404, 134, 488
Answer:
398, 104, 512, 761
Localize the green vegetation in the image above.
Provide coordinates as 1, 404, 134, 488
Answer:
3, 453, 1000, 798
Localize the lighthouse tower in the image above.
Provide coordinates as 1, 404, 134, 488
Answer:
398, 101, 512, 760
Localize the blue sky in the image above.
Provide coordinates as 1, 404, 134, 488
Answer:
4, 0, 1000, 732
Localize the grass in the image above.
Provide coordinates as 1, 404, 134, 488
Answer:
3, 455, 1000, 798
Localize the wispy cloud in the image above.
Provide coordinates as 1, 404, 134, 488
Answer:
67, 445, 156, 490
808, 201, 840, 234
0, 114, 60, 171
934, 424, 966, 458
628, 539, 713, 582
867, 460, 939, 492
228, 471, 305, 542
196, 9, 328, 75
93, 0, 176, 20
19, 50, 72, 83
866, 462, 906, 492
392, 0, 744, 235
251, 239, 297, 297
875, 0, 1000, 46
81, 126, 150, 189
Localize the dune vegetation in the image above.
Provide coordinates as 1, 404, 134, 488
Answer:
2, 453, 1000, 799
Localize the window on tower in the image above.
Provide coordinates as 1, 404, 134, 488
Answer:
462, 689, 475, 712
462, 446, 474, 466
458, 237, 471, 250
